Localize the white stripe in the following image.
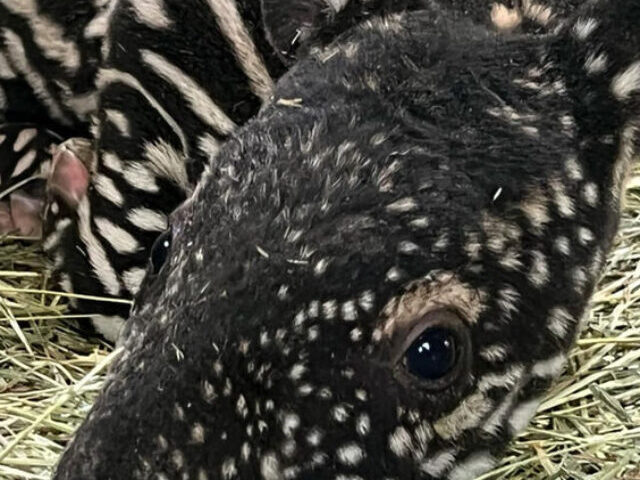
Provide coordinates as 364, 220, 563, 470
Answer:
3, 29, 69, 124
43, 217, 72, 251
0, 51, 16, 79
508, 397, 541, 434
13, 128, 37, 152
91, 314, 125, 343
77, 197, 121, 296
198, 133, 221, 159
144, 139, 190, 191
127, 207, 167, 231
102, 151, 124, 173
61, 88, 99, 119
531, 353, 567, 378
122, 162, 159, 193
547, 307, 573, 338
447, 452, 496, 480
11, 150, 37, 178
94, 217, 141, 254
205, 0, 274, 101
141, 49, 236, 136
0, 0, 80, 72
84, 0, 119, 39
104, 109, 131, 137
97, 68, 188, 153
326, 0, 349, 12
129, 0, 172, 29
123, 267, 147, 295
433, 392, 493, 440
94, 173, 124, 206
612, 61, 640, 100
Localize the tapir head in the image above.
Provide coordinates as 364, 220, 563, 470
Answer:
55, 1, 639, 479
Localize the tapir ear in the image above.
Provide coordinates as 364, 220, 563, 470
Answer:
261, 0, 335, 63
48, 139, 94, 209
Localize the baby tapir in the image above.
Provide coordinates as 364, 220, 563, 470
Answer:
53, 0, 640, 478
0, 0, 584, 343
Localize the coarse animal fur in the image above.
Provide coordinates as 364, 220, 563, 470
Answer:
1, 0, 587, 341
53, 0, 640, 478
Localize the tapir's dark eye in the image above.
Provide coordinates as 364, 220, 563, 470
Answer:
393, 310, 470, 389
405, 327, 457, 380
149, 228, 172, 275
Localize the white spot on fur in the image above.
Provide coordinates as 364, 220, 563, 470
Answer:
127, 208, 168, 231
528, 250, 549, 288
508, 397, 541, 434
198, 133, 221, 159
123, 267, 147, 296
531, 353, 567, 378
547, 307, 574, 338
585, 52, 608, 75
43, 218, 71, 251
336, 443, 364, 466
102, 152, 124, 173
549, 178, 575, 218
13, 128, 37, 152
572, 266, 588, 294
386, 267, 404, 282
10, 150, 37, 178
341, 300, 358, 321
94, 217, 140, 254
94, 173, 124, 206
447, 452, 496, 480
581, 182, 599, 207
478, 365, 525, 392
409, 216, 430, 229
520, 190, 550, 234
564, 156, 583, 181
491, 3, 521, 31
434, 392, 493, 440
572, 18, 598, 40
129, 0, 172, 29
554, 236, 571, 256
221, 457, 237, 479
144, 139, 190, 191
358, 290, 375, 312
388, 426, 412, 457
123, 162, 159, 193
104, 109, 131, 137
497, 286, 520, 320
91, 314, 125, 342
612, 61, 640, 100
386, 197, 418, 213
421, 449, 457, 478
398, 240, 420, 254
260, 453, 282, 480
479, 344, 508, 363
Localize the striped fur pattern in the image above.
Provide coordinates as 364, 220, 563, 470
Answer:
0, 123, 61, 236
53, 0, 640, 478
3, 0, 426, 339
0, 0, 580, 341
